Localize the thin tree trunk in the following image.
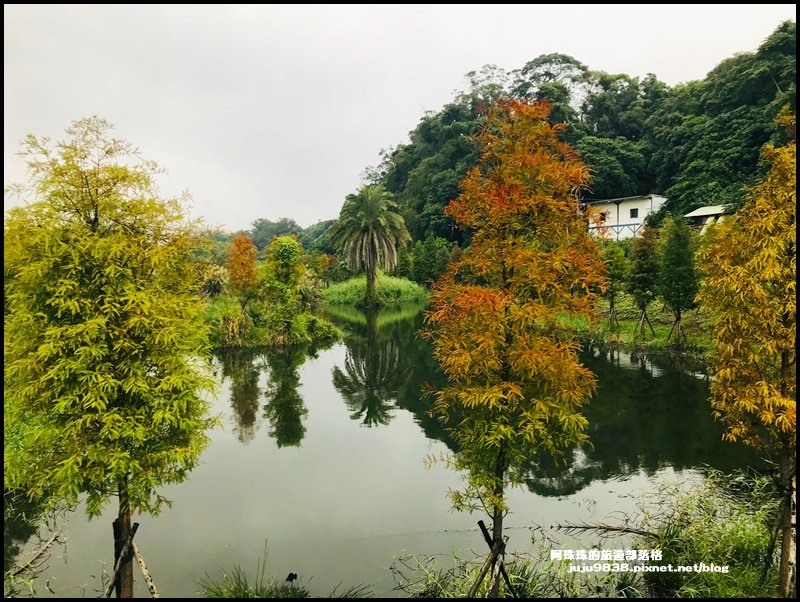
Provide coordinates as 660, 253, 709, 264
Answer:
489, 450, 505, 598
115, 479, 134, 598
635, 309, 654, 337
365, 260, 377, 308
761, 499, 783, 583
608, 290, 619, 327
779, 448, 797, 597
644, 310, 656, 336
776, 344, 797, 598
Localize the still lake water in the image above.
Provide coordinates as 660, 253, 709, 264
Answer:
15, 306, 756, 597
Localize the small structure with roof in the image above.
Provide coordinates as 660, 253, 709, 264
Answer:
684, 205, 729, 234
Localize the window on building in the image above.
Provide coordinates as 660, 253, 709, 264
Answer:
630, 208, 639, 219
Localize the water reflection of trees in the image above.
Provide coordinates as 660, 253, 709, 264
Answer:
332, 310, 402, 427
216, 343, 323, 447
329, 308, 453, 441
520, 344, 759, 497
218, 349, 262, 443
227, 306, 758, 498
262, 346, 308, 447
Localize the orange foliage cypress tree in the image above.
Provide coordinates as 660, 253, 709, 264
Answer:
226, 233, 259, 310
423, 100, 607, 565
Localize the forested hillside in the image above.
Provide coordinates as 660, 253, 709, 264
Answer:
365, 21, 795, 242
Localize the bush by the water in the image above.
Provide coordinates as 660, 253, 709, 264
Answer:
322, 273, 428, 306
204, 295, 340, 348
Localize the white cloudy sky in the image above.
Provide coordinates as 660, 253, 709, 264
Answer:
4, 4, 796, 232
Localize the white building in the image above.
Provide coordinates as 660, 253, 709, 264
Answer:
684, 205, 729, 234
586, 194, 667, 240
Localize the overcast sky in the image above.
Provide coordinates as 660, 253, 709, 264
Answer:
4, 4, 796, 232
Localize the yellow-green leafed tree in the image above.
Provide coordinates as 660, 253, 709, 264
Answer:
697, 111, 796, 598
4, 117, 217, 597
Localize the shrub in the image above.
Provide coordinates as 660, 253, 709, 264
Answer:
322, 273, 428, 306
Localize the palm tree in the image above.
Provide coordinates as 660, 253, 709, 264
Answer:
328, 184, 410, 307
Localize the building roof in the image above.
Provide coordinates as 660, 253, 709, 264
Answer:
585, 194, 666, 205
684, 205, 728, 218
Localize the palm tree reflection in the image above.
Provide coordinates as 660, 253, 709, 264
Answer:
332, 309, 403, 427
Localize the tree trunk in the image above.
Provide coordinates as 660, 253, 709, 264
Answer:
365, 260, 377, 308
489, 450, 505, 598
779, 449, 796, 598
608, 289, 619, 327
115, 479, 134, 598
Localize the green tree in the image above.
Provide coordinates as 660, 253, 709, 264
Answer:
600, 240, 630, 327
696, 114, 796, 597
328, 184, 410, 307
650, 21, 796, 218
659, 215, 698, 345
297, 219, 336, 254
249, 217, 302, 251
380, 101, 482, 244
424, 100, 606, 596
4, 117, 216, 598
576, 136, 646, 199
254, 235, 304, 345
627, 226, 660, 337
412, 235, 453, 287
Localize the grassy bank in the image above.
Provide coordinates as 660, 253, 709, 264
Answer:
572, 293, 712, 354
322, 273, 428, 306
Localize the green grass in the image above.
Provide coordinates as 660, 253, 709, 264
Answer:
322, 273, 428, 306
391, 551, 643, 598
201, 565, 310, 598
636, 468, 779, 598
200, 562, 371, 598
571, 293, 713, 353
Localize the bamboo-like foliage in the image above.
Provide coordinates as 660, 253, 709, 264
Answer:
423, 100, 607, 544
696, 111, 796, 597
328, 184, 410, 306
4, 117, 217, 519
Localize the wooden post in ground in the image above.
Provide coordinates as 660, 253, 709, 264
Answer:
478, 520, 517, 598
133, 542, 159, 598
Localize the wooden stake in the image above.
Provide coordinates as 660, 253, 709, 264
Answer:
133, 542, 159, 598
477, 520, 517, 598
105, 523, 139, 598
467, 552, 495, 599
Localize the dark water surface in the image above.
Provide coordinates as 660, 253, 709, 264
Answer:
14, 306, 756, 597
